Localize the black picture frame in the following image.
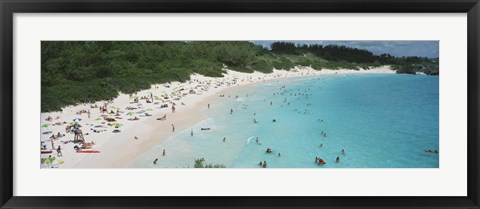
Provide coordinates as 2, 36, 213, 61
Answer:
1, 0, 479, 208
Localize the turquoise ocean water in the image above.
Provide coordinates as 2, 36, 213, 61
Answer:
132, 74, 439, 168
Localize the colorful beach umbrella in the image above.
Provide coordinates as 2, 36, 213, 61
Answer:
41, 158, 51, 164
111, 123, 123, 127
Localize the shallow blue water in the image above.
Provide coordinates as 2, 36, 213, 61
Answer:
132, 74, 439, 168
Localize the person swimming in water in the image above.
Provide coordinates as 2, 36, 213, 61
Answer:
154, 158, 158, 164
341, 149, 345, 155
318, 158, 326, 165
336, 156, 340, 163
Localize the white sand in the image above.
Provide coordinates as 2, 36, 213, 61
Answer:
40, 66, 394, 168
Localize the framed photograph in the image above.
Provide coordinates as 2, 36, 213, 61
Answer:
1, 0, 479, 208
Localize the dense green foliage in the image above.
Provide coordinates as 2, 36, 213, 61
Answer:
193, 158, 226, 168
41, 41, 438, 112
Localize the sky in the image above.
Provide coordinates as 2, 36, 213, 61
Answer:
252, 41, 439, 58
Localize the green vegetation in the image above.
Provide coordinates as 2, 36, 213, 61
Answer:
193, 158, 226, 168
41, 41, 438, 112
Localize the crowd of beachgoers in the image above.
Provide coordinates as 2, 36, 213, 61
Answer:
40, 66, 406, 168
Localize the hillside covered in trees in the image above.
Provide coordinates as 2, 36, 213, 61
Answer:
41, 41, 438, 112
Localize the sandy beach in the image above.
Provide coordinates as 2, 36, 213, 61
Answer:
40, 66, 395, 168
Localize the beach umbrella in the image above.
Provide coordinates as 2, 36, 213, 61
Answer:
112, 123, 123, 127
73, 118, 82, 122
41, 158, 51, 164
41, 124, 49, 128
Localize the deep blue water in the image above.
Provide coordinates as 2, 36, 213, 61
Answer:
133, 74, 439, 168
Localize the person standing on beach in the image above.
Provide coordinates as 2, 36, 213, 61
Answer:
153, 158, 158, 164
51, 140, 55, 150
191, 130, 193, 136
208, 104, 210, 109
57, 145, 62, 157
171, 124, 175, 132
162, 149, 166, 156
87, 110, 90, 118
172, 106, 176, 113
230, 109, 233, 114
223, 137, 226, 142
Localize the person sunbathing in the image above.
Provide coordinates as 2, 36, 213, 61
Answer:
156, 115, 167, 121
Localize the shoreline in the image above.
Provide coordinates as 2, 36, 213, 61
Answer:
40, 66, 395, 168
